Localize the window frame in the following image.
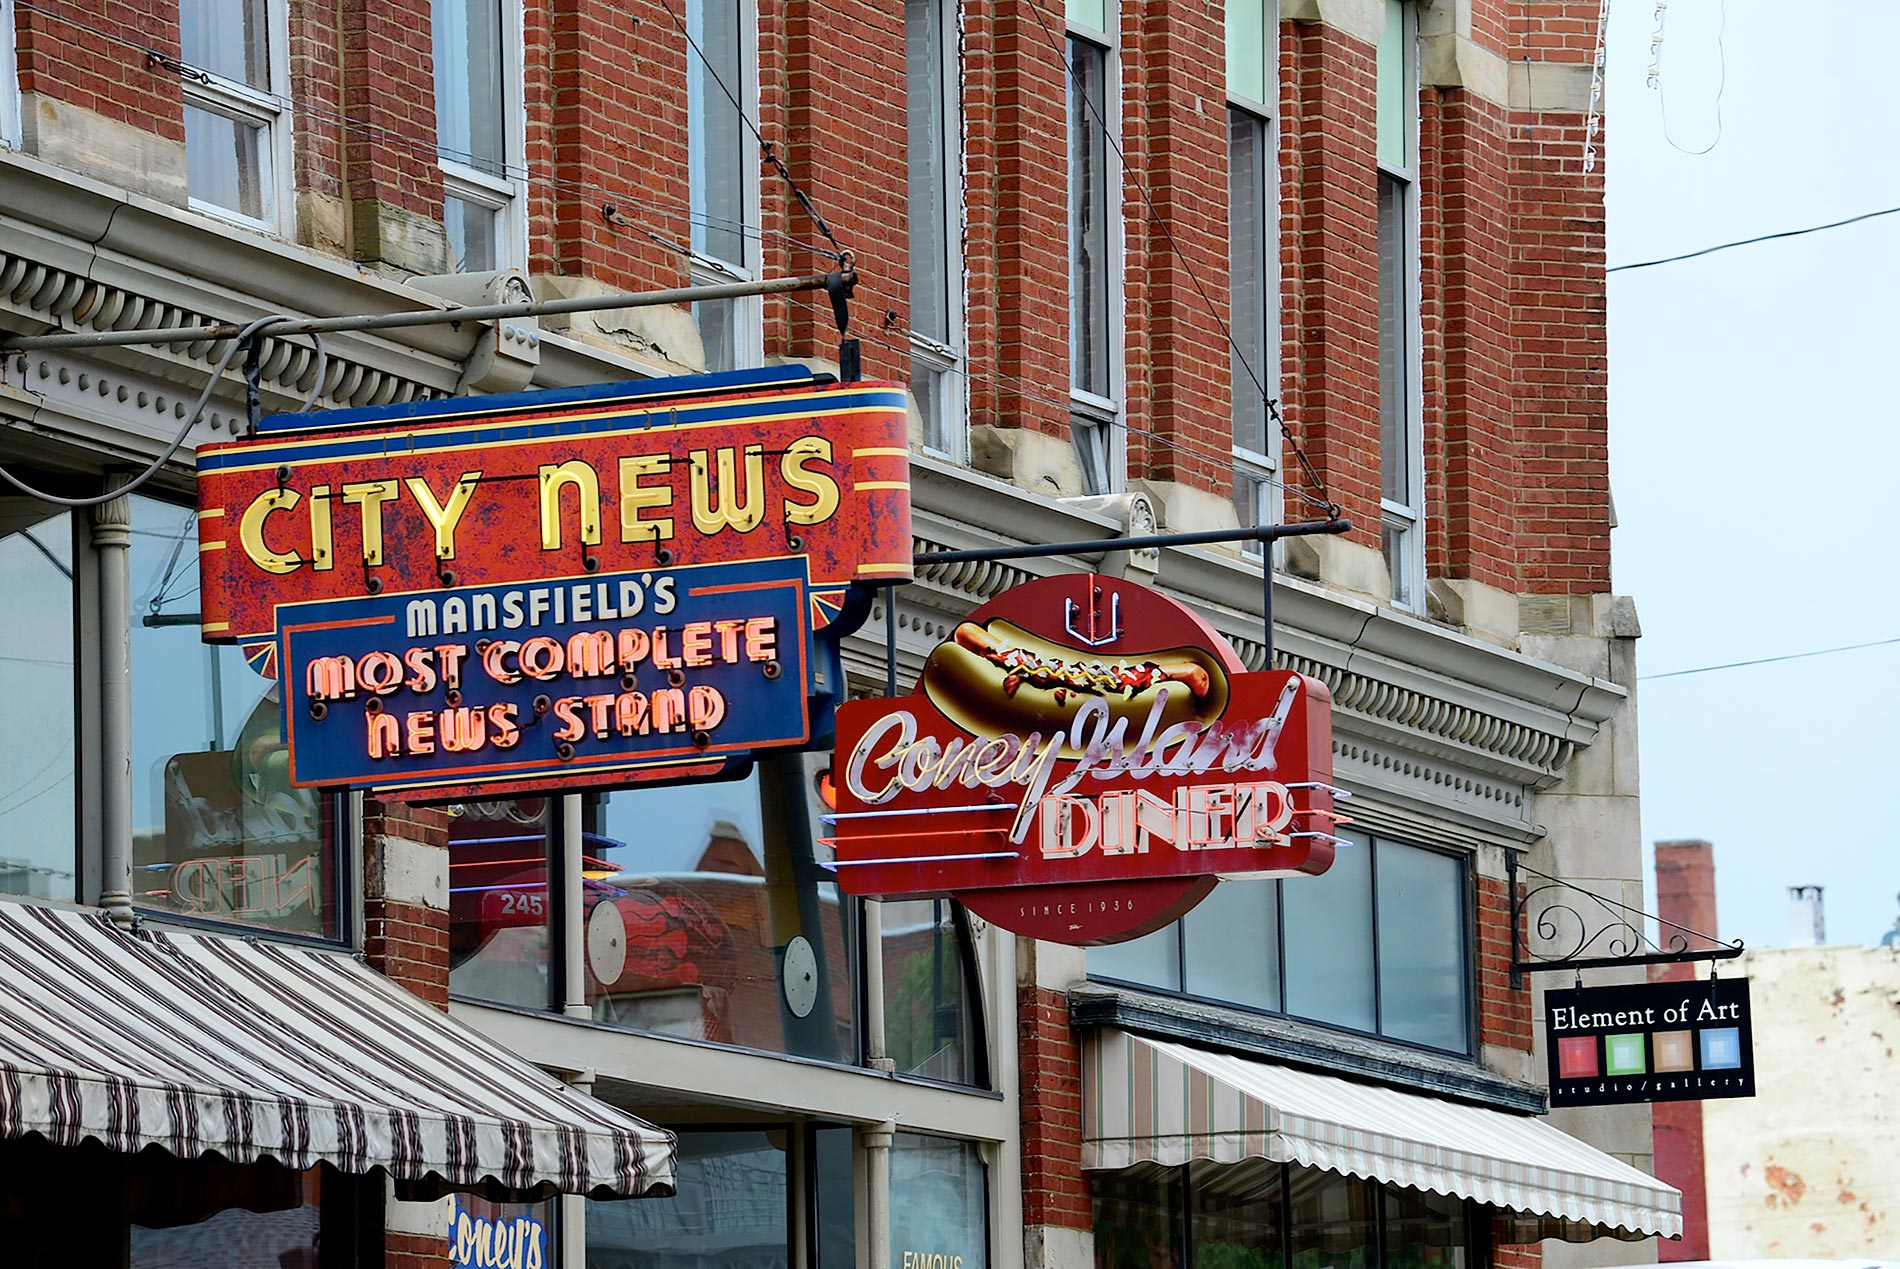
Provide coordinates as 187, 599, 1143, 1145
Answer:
1227, 88, 1280, 554
433, 0, 529, 272
180, 0, 294, 235
1064, 19, 1124, 495
685, 0, 764, 371
0, 0, 20, 149
1087, 831, 1476, 1058
1376, 0, 1425, 609
906, 0, 969, 462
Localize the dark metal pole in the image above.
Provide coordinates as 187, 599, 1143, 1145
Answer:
911, 518, 1349, 567
884, 585, 899, 696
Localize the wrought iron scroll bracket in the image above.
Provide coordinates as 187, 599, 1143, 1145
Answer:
1506, 851, 1744, 989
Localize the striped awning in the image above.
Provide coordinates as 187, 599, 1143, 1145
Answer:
0, 901, 673, 1200
1084, 1029, 1680, 1242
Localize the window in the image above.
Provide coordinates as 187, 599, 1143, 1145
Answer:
180, 0, 290, 229
1086, 832, 1472, 1055
432, 0, 523, 271
883, 898, 986, 1084
1066, 23, 1119, 493
447, 797, 554, 1009
1, 0, 19, 148
686, 0, 761, 371
892, 1133, 990, 1269
907, 0, 967, 458
129, 495, 345, 939
1228, 2, 1279, 549
0, 493, 76, 902
1376, 0, 1421, 606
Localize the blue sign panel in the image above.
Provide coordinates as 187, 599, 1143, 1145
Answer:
277, 556, 810, 793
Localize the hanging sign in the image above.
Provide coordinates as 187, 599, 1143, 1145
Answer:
829, 574, 1339, 945
1545, 977, 1755, 1107
195, 367, 912, 798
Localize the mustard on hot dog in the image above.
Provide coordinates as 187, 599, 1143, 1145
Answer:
922, 619, 1231, 755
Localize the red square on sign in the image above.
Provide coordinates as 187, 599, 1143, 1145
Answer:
1558, 1036, 1600, 1079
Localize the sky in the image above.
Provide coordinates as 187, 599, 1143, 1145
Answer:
1604, 0, 1900, 949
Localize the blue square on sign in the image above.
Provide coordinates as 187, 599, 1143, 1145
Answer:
1699, 1027, 1742, 1070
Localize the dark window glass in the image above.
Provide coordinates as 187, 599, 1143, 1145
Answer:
587, 1129, 788, 1269
584, 753, 856, 1062
1087, 921, 1180, 992
1375, 844, 1467, 1053
814, 1127, 856, 1269
1093, 1168, 1184, 1269
1281, 833, 1375, 1033
687, 0, 748, 268
1381, 1186, 1468, 1269
1229, 107, 1272, 457
884, 898, 984, 1084
448, 797, 554, 1009
1377, 172, 1409, 508
907, 0, 952, 344
1184, 879, 1279, 1013
1068, 34, 1112, 399
1193, 1159, 1284, 1269
1287, 1169, 1374, 1269
431, 0, 505, 175
892, 1133, 990, 1269
130, 495, 339, 938
0, 495, 76, 901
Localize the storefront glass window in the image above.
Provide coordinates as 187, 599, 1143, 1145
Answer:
1093, 1168, 1183, 1269
1288, 1169, 1375, 1269
587, 1129, 788, 1269
814, 1126, 857, 1269
1193, 1160, 1283, 1269
892, 1133, 990, 1269
0, 497, 77, 902
1374, 844, 1467, 1053
1183, 879, 1280, 1013
446, 1193, 556, 1268
129, 495, 339, 938
584, 752, 856, 1063
448, 797, 554, 1009
1087, 920, 1179, 991
1279, 833, 1376, 1034
883, 898, 984, 1084
1381, 1187, 1467, 1269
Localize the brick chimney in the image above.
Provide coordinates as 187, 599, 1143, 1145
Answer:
1650, 840, 1715, 1260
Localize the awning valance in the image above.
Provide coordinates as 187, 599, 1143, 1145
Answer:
1083, 1030, 1680, 1242
0, 901, 673, 1200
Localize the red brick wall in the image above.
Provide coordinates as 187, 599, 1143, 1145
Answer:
338, 0, 442, 220
15, 2, 183, 144
386, 1229, 450, 1269
1478, 873, 1533, 1053
1494, 1216, 1546, 1269
363, 799, 452, 1009
1019, 985, 1090, 1231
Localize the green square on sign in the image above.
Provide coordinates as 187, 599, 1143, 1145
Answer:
1605, 1033, 1646, 1076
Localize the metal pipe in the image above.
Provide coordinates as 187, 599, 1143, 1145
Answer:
561, 793, 588, 1019
864, 1119, 895, 1269
90, 475, 134, 926
911, 517, 1351, 566
1, 272, 839, 353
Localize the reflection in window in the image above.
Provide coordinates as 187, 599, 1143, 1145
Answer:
129, 496, 337, 938
1288, 1168, 1375, 1269
583, 753, 855, 1063
1194, 1156, 1283, 1269
1280, 832, 1375, 1033
892, 1133, 989, 1269
687, 0, 747, 270
1382, 1187, 1468, 1269
588, 1129, 787, 1269
448, 798, 553, 1009
1375, 844, 1467, 1052
129, 1160, 323, 1267
1183, 879, 1279, 1014
447, 1194, 555, 1268
883, 898, 983, 1084
0, 496, 76, 901
1092, 1167, 1182, 1269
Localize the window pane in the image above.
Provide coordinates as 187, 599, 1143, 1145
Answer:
1087, 922, 1179, 991
1375, 0, 1407, 170
1288, 1170, 1374, 1269
1383, 1185, 1469, 1269
1183, 879, 1279, 1012
180, 0, 268, 88
1071, 413, 1112, 496
1376, 843, 1468, 1052
1093, 1169, 1183, 1269
911, 353, 955, 454
884, 898, 981, 1084
585, 753, 856, 1063
688, 0, 748, 268
447, 1194, 555, 1268
695, 297, 738, 372
1067, 36, 1112, 399
448, 798, 552, 1008
432, 0, 506, 175
131, 1165, 322, 1265
185, 104, 267, 220
129, 495, 337, 938
1232, 469, 1269, 540
907, 0, 952, 343
0, 498, 75, 902
1381, 520, 1411, 607
1377, 173, 1408, 506
1066, 0, 1107, 32
1281, 832, 1374, 1032
445, 194, 500, 273
1229, 109, 1271, 456
1193, 1157, 1283, 1269
587, 1129, 788, 1269
814, 1127, 857, 1269
1225, 0, 1267, 104
893, 1133, 990, 1269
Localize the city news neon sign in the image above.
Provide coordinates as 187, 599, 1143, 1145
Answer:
829, 574, 1341, 944
196, 367, 912, 799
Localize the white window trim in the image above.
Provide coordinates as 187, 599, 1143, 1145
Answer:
182, 0, 293, 235
0, 0, 21, 149
435, 0, 528, 272
1378, 1, 1424, 610
1065, 16, 1125, 495
909, 0, 968, 463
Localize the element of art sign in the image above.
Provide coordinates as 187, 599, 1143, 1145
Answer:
1545, 977, 1755, 1107
829, 574, 1339, 944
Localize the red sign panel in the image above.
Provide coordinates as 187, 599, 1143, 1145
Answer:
829, 575, 1338, 944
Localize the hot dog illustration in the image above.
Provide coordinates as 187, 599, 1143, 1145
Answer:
922, 618, 1231, 755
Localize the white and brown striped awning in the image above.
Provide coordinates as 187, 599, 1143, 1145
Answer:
1084, 1029, 1680, 1242
0, 901, 673, 1199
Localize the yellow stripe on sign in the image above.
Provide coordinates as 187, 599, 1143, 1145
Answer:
197, 508, 226, 520
853, 481, 910, 492
201, 622, 230, 633
851, 447, 911, 458
856, 563, 914, 574
198, 540, 226, 552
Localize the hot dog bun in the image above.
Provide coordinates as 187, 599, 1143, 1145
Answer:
922, 619, 1230, 756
